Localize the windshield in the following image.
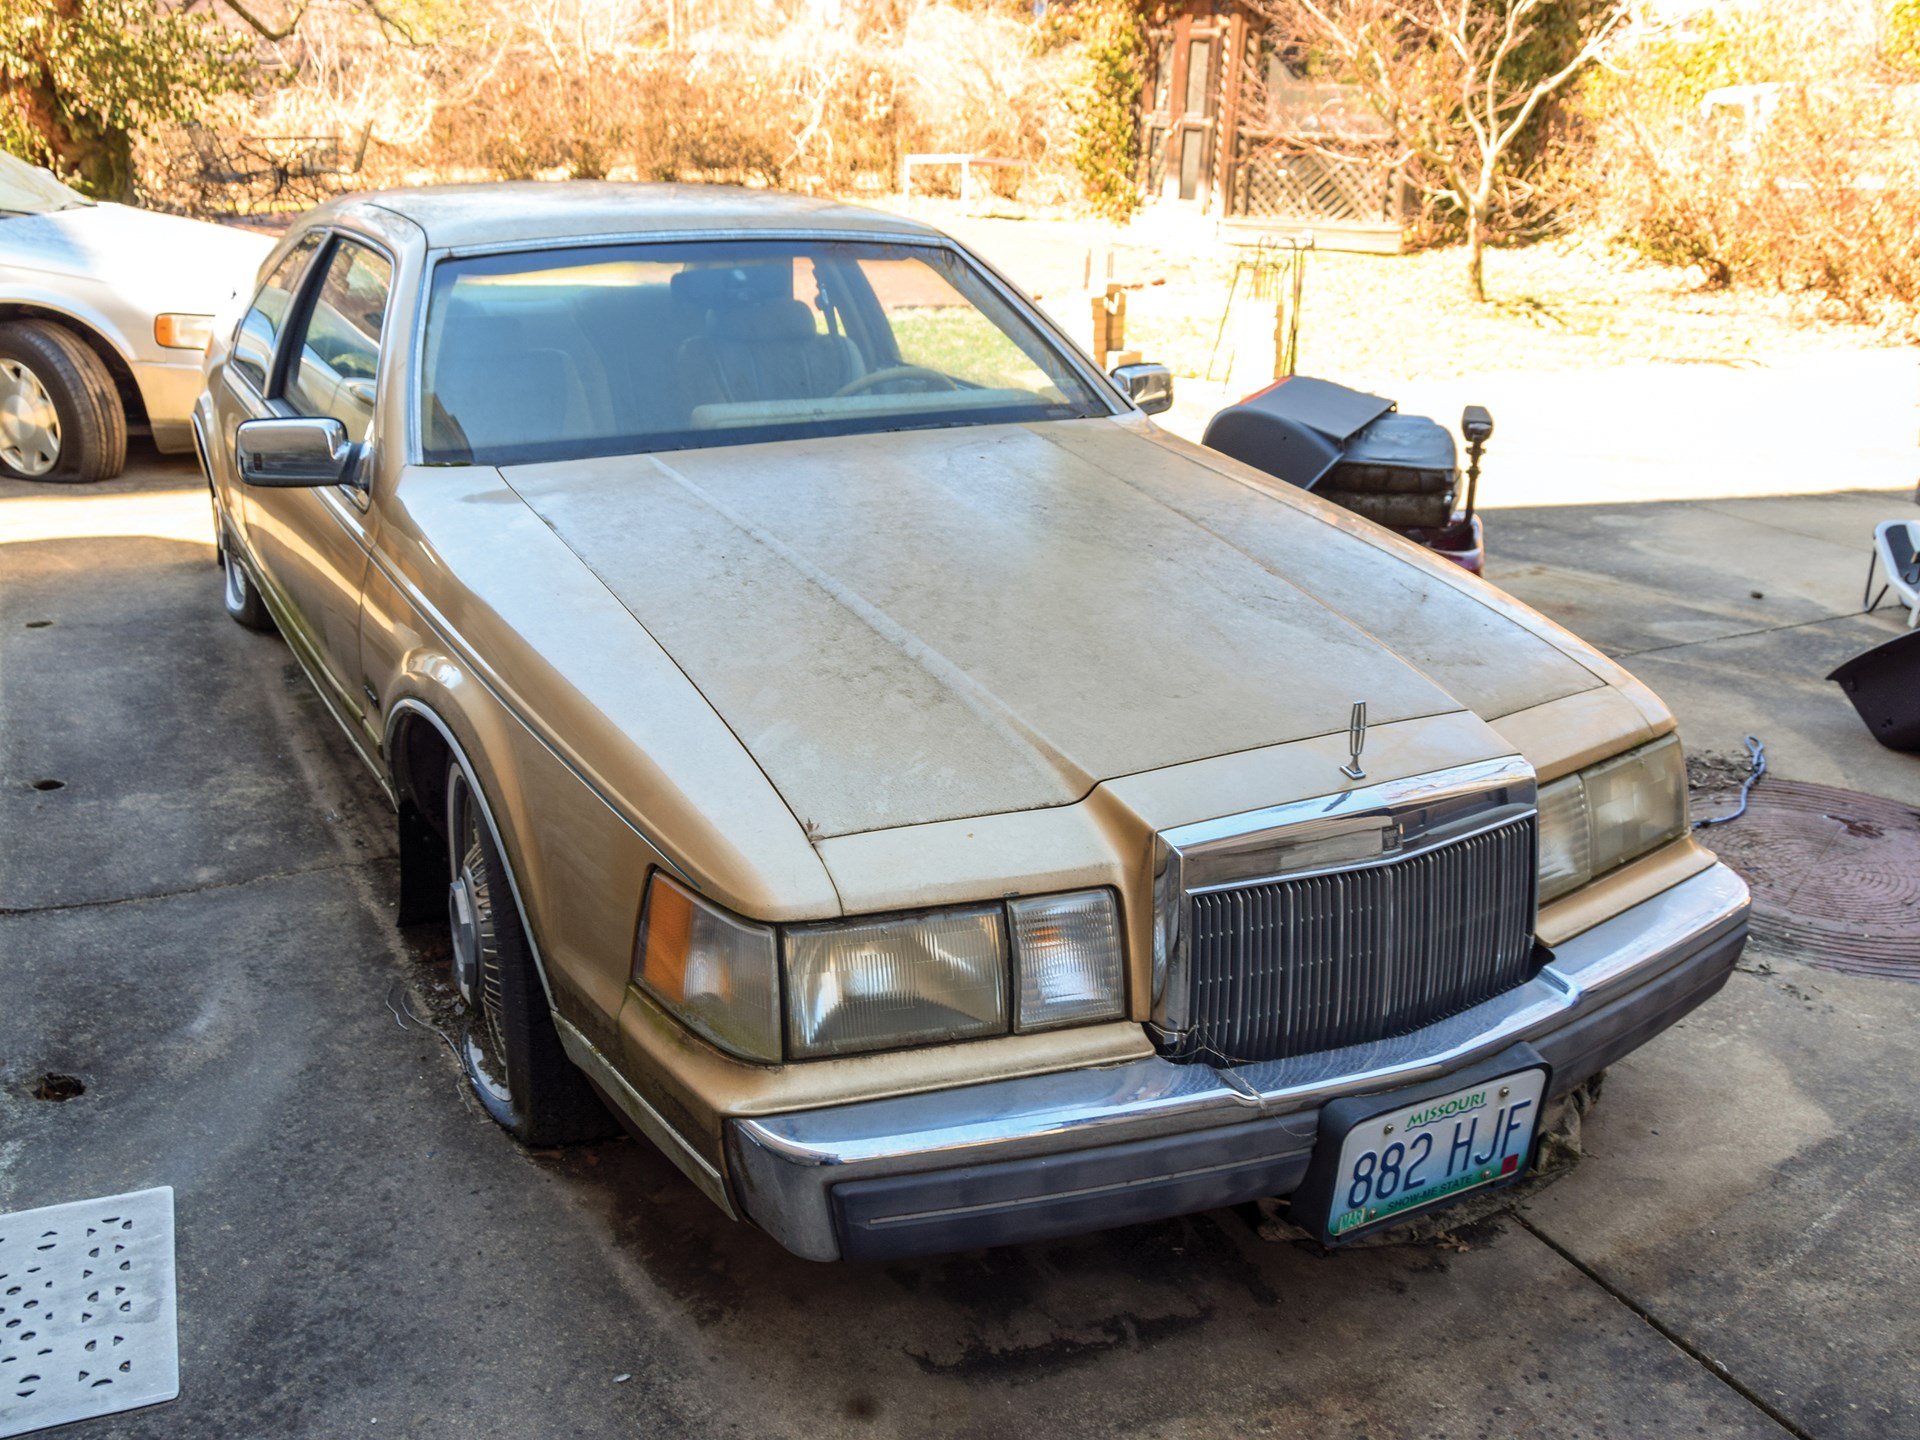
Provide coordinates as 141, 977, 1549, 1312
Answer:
419, 238, 1111, 466
0, 151, 91, 215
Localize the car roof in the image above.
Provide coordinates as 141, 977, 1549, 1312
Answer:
332, 181, 946, 250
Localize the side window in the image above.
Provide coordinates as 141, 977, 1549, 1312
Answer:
230, 232, 322, 392
284, 239, 392, 443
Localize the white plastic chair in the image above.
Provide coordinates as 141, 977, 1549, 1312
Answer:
1864, 519, 1920, 628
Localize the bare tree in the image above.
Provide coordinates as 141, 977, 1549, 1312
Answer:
1255, 0, 1628, 299
218, 0, 312, 43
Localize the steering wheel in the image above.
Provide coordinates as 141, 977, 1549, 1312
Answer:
834, 365, 959, 398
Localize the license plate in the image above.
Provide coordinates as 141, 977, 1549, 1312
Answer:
1298, 1052, 1549, 1244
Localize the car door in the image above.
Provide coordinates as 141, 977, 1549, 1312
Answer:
228, 232, 395, 762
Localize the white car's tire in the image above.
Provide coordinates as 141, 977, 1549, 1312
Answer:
0, 320, 127, 483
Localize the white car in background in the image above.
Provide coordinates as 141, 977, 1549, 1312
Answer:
0, 152, 272, 482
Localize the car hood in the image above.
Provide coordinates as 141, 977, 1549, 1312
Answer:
0, 203, 271, 315
502, 417, 1607, 838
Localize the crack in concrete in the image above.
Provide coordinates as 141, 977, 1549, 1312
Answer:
0, 854, 393, 920
1512, 1212, 1815, 1440
1694, 498, 1899, 549
1613, 609, 1888, 662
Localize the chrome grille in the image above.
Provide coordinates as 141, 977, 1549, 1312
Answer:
1181, 815, 1538, 1063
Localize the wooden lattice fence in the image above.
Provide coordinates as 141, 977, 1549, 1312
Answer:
1229, 139, 1395, 223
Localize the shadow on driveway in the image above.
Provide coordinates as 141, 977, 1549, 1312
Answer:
3, 474, 1911, 1438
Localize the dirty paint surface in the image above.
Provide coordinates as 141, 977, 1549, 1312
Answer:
3, 459, 1915, 1438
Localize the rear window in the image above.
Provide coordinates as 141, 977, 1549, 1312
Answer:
418, 238, 1109, 466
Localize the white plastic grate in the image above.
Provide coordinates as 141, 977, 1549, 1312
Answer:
0, 1187, 178, 1438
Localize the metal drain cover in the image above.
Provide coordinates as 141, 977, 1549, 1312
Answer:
1701, 779, 1920, 979
0, 1187, 177, 1438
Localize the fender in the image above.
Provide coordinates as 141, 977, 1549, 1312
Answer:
0, 283, 142, 363
385, 695, 560, 1009
381, 691, 731, 1210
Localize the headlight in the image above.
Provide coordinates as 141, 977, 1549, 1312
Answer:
154, 313, 215, 350
633, 873, 781, 1062
1010, 890, 1125, 1032
636, 880, 1127, 1062
1537, 735, 1689, 903
787, 904, 1009, 1058
785, 888, 1126, 1058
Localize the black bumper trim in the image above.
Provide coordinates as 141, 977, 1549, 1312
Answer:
831, 1115, 1314, 1262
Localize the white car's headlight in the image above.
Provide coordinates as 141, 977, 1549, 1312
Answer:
1538, 735, 1689, 903
154, 314, 215, 351
633, 873, 782, 1062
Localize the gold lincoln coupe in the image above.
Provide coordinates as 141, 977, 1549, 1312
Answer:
196, 184, 1749, 1261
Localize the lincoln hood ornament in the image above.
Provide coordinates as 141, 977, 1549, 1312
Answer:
1341, 701, 1368, 781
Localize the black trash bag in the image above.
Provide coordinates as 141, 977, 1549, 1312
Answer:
1828, 629, 1920, 752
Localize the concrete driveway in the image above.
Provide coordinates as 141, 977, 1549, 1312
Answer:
2, 448, 1915, 1439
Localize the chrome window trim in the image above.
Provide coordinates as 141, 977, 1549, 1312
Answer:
280, 227, 403, 509
1150, 755, 1537, 1038
228, 227, 325, 397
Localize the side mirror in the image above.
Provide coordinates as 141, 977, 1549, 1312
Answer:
1111, 361, 1174, 416
236, 416, 359, 488
1461, 405, 1494, 444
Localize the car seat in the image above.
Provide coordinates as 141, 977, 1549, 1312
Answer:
676, 294, 864, 411
425, 296, 615, 459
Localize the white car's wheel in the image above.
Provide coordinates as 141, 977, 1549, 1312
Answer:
0, 320, 126, 483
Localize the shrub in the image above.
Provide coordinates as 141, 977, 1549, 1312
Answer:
1042, 0, 1145, 221
1887, 0, 1920, 73
1, 0, 247, 201
1584, 0, 1920, 332
138, 0, 1087, 212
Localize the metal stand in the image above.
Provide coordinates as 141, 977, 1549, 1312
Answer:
1207, 234, 1310, 385
1459, 405, 1493, 531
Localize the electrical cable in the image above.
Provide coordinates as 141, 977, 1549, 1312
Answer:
1692, 735, 1766, 829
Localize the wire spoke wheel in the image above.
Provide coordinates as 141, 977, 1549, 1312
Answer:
221, 534, 249, 612
0, 358, 61, 477
217, 523, 276, 631
449, 769, 516, 1121
440, 759, 616, 1144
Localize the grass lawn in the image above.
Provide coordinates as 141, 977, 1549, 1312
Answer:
922, 205, 1900, 388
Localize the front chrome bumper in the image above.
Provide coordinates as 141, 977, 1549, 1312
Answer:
726, 863, 1750, 1261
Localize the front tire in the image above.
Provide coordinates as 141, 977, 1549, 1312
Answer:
446, 762, 614, 1146
0, 321, 126, 483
